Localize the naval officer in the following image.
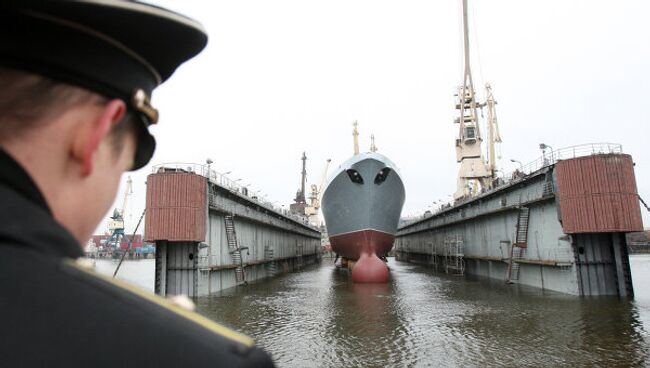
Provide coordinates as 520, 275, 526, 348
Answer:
0, 1, 275, 366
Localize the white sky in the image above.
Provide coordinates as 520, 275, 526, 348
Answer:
103, 0, 650, 235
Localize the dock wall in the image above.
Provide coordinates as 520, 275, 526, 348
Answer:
146, 168, 321, 297
396, 152, 642, 297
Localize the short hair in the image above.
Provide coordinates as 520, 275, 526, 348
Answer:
0, 67, 136, 152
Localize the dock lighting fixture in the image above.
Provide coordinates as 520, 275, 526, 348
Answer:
510, 159, 523, 171
235, 178, 242, 182
205, 158, 213, 179
224, 171, 232, 175
539, 143, 554, 164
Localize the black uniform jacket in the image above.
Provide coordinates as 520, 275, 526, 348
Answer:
0, 150, 275, 367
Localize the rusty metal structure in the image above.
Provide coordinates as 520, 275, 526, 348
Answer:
396, 143, 642, 297
145, 163, 321, 297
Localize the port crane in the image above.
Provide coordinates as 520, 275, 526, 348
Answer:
306, 159, 331, 226
453, 0, 502, 200
104, 176, 132, 256
289, 152, 308, 215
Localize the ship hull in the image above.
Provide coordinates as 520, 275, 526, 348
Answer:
322, 153, 405, 283
328, 229, 395, 261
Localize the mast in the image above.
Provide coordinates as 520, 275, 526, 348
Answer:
352, 121, 360, 155
370, 134, 377, 152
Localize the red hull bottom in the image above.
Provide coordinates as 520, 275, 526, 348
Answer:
329, 229, 394, 283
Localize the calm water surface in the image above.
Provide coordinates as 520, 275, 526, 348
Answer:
98, 256, 650, 367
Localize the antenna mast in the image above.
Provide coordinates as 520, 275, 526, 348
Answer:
352, 121, 360, 155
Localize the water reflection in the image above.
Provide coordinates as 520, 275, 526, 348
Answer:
192, 258, 650, 367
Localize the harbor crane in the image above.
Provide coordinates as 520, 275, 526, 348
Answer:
290, 152, 308, 215
105, 176, 132, 257
306, 159, 331, 226
453, 0, 502, 200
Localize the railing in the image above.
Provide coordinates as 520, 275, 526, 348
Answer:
402, 142, 624, 227
151, 163, 317, 229
517, 143, 622, 175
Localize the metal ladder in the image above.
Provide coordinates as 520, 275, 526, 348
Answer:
295, 242, 304, 269
264, 244, 277, 277
507, 207, 529, 283
445, 235, 465, 275
224, 215, 246, 284
618, 239, 635, 298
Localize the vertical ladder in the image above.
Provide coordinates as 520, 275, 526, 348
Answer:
154, 242, 163, 295
224, 215, 246, 284
506, 207, 529, 283
295, 242, 304, 269
618, 237, 635, 298
264, 243, 277, 277
445, 235, 465, 275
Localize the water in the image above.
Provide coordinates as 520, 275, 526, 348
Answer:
95, 258, 155, 291
97, 256, 650, 367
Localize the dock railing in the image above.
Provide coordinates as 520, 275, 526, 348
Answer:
518, 142, 622, 176
402, 142, 625, 227
151, 163, 317, 229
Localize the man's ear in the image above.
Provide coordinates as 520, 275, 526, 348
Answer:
76, 99, 126, 176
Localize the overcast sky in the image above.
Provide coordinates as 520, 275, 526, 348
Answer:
102, 0, 649, 235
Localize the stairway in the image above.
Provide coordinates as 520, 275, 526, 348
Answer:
514, 207, 530, 248
224, 215, 246, 284
506, 207, 529, 283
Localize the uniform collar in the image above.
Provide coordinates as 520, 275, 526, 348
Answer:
0, 148, 82, 259
0, 148, 51, 214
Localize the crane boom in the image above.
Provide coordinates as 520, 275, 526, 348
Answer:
120, 176, 133, 219
317, 159, 332, 197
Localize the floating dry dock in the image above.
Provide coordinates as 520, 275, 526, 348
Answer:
145, 164, 321, 297
396, 144, 643, 297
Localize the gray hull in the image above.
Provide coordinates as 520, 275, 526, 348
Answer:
322, 152, 405, 258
